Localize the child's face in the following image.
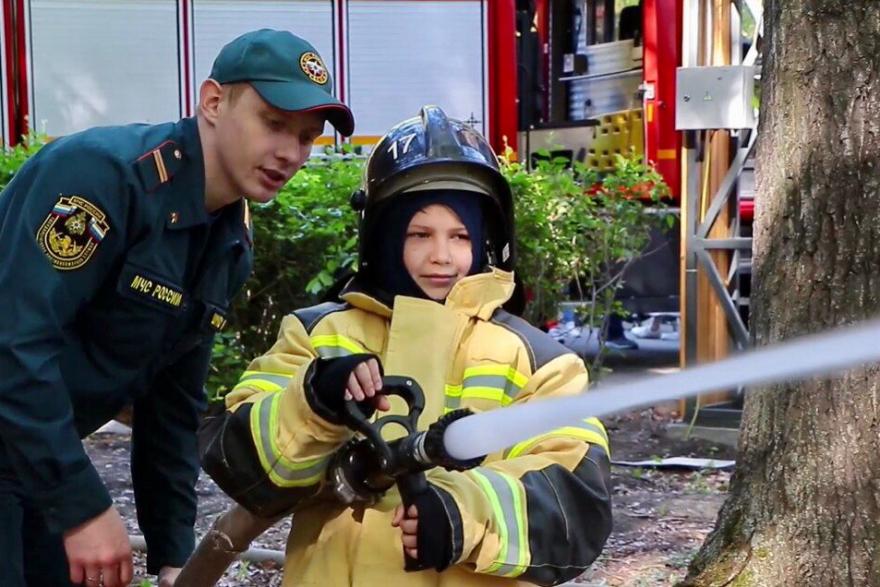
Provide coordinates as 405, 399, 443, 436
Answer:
403, 204, 474, 300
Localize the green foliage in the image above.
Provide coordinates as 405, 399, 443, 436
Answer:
0, 132, 48, 190
0, 134, 670, 397
210, 146, 670, 395
206, 331, 249, 400
502, 149, 600, 326
615, 0, 641, 12
207, 150, 364, 399
235, 560, 251, 580
500, 146, 671, 372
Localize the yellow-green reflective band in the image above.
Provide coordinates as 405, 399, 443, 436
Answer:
445, 365, 529, 411
584, 416, 609, 445
460, 386, 515, 406
464, 376, 520, 399
464, 365, 528, 388
232, 379, 281, 394
504, 419, 611, 459
444, 384, 463, 412
233, 371, 293, 394
445, 384, 463, 397
470, 468, 529, 577
250, 394, 329, 488
462, 365, 527, 405
311, 334, 366, 358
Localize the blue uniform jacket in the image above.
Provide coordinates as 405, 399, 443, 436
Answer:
0, 116, 253, 572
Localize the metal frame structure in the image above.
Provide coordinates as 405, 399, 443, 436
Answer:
683, 129, 755, 357
681, 0, 762, 426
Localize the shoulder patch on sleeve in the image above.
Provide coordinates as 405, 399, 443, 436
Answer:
491, 309, 572, 372
36, 195, 110, 270
292, 301, 350, 333
134, 140, 184, 192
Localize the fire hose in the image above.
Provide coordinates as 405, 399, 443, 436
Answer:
175, 317, 880, 585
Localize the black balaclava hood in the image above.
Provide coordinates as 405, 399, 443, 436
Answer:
364, 190, 485, 301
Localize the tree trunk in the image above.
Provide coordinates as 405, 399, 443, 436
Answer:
684, 2, 880, 585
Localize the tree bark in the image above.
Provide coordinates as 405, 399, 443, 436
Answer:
684, 2, 880, 585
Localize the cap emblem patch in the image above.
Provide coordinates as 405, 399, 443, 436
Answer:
299, 52, 329, 85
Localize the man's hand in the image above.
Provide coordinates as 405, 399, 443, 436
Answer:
158, 566, 181, 587
343, 357, 390, 412
63, 506, 133, 587
391, 503, 419, 559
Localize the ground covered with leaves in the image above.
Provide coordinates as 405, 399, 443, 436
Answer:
86, 408, 736, 587
578, 411, 734, 586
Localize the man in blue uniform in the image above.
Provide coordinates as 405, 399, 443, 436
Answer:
0, 29, 353, 587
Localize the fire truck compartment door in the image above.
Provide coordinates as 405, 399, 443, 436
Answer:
29, 0, 181, 136
346, 0, 487, 142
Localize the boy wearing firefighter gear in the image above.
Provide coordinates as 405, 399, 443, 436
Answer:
0, 29, 353, 587
201, 105, 612, 586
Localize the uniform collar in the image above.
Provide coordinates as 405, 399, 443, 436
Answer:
164, 117, 210, 230
158, 118, 253, 246
340, 267, 514, 320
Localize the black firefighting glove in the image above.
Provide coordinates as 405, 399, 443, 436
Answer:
306, 354, 383, 425
405, 483, 461, 572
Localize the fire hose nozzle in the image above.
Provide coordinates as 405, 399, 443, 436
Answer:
328, 378, 484, 504
398, 409, 484, 472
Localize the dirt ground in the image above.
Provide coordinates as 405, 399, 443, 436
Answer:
85, 408, 737, 587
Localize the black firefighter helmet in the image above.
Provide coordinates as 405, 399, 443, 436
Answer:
351, 105, 516, 273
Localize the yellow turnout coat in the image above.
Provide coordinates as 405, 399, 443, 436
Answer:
201, 269, 612, 586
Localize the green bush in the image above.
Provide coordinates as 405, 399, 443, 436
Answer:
207, 149, 364, 398
0, 138, 670, 397
0, 133, 47, 189
501, 146, 671, 345
212, 147, 672, 392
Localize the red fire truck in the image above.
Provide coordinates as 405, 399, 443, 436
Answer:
1, 1, 510, 150
2, 1, 678, 199
1, 0, 753, 321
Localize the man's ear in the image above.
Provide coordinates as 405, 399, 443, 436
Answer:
199, 79, 224, 125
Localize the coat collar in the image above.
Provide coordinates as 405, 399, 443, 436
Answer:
444, 268, 515, 319
340, 268, 514, 320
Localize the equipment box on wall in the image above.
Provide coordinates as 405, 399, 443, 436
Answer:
675, 65, 756, 130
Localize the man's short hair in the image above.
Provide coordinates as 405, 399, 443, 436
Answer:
222, 82, 247, 105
